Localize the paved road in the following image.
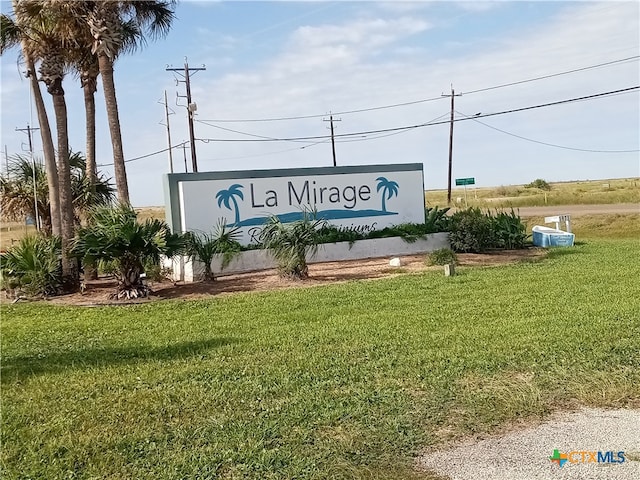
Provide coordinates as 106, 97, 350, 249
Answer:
516, 203, 639, 217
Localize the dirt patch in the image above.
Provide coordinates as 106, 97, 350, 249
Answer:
8, 248, 546, 306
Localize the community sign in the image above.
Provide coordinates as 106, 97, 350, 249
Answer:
164, 163, 425, 245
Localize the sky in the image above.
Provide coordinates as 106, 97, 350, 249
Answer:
1, 0, 639, 207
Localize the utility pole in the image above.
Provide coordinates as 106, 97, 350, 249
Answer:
323, 114, 341, 166
16, 124, 41, 231
4, 144, 8, 177
166, 58, 206, 172
442, 86, 462, 205
160, 90, 174, 173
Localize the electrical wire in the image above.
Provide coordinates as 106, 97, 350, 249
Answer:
98, 86, 638, 167
195, 86, 639, 143
462, 56, 639, 95
97, 142, 188, 167
196, 112, 452, 145
197, 56, 639, 123
455, 110, 640, 153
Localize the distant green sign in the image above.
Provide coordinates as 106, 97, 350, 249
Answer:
455, 177, 475, 186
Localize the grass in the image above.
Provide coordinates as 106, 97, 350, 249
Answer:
522, 213, 640, 239
425, 176, 640, 208
2, 238, 639, 479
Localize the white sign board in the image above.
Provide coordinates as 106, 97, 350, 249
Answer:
164, 164, 425, 245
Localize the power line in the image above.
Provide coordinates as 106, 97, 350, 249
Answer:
197, 56, 639, 123
456, 110, 640, 153
97, 142, 188, 167
462, 55, 639, 95
99, 86, 638, 167
195, 86, 639, 143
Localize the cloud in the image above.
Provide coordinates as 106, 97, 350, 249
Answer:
2, 1, 637, 207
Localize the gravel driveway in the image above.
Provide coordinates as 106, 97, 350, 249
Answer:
418, 408, 640, 480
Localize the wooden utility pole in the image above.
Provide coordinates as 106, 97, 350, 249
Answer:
167, 58, 206, 172
442, 86, 461, 205
323, 114, 341, 166
16, 124, 41, 230
161, 90, 174, 173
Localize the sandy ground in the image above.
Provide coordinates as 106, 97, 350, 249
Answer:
22, 248, 547, 306
418, 407, 640, 480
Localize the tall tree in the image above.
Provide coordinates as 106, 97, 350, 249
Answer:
0, 152, 115, 234
85, 0, 176, 204
1, 4, 62, 236
14, 0, 80, 289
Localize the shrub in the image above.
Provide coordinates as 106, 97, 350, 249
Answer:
73, 204, 187, 299
424, 206, 451, 232
185, 222, 242, 281
525, 178, 551, 191
449, 207, 496, 253
142, 260, 173, 283
491, 209, 528, 249
449, 208, 529, 252
427, 248, 458, 266
0, 235, 62, 297
316, 225, 365, 245
259, 210, 327, 279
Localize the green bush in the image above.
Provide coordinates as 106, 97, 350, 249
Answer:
185, 222, 242, 281
142, 260, 173, 283
259, 210, 327, 279
449, 208, 528, 252
426, 248, 458, 266
316, 225, 365, 245
73, 204, 187, 299
0, 235, 62, 297
449, 207, 496, 253
491, 209, 528, 249
525, 178, 551, 191
424, 206, 451, 232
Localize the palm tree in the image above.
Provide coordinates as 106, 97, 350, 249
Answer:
9, 0, 79, 290
71, 21, 140, 201
0, 153, 115, 235
259, 210, 327, 280
185, 222, 242, 282
83, 0, 176, 204
68, 151, 116, 226
216, 184, 244, 226
1, 4, 62, 237
376, 177, 399, 212
77, 52, 100, 198
0, 155, 49, 232
73, 204, 186, 299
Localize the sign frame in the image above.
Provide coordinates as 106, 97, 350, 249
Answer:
164, 163, 425, 244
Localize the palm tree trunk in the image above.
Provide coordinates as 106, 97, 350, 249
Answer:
51, 86, 79, 291
83, 78, 97, 195
98, 53, 129, 204
24, 54, 61, 237
83, 76, 99, 280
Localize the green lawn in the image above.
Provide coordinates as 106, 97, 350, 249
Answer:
2, 239, 639, 479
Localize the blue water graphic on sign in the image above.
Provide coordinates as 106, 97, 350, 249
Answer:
233, 209, 397, 227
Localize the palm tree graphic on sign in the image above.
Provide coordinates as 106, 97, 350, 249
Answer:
216, 184, 244, 226
376, 177, 399, 212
